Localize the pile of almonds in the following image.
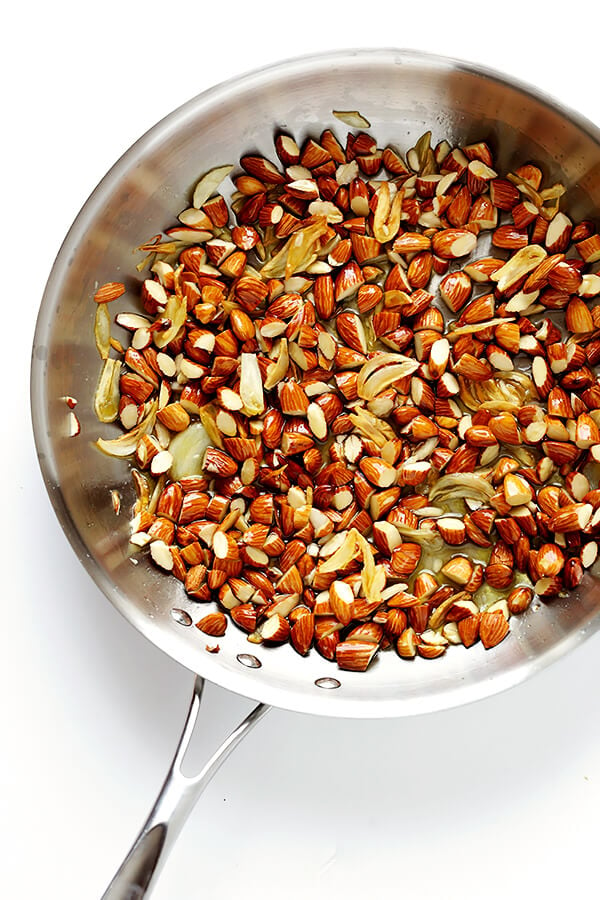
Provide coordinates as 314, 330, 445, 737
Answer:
91, 117, 600, 671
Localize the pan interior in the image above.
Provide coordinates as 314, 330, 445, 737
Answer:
31, 49, 600, 718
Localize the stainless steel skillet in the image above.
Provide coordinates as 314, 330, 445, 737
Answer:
30, 48, 600, 899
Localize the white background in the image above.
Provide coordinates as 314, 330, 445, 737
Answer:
4, 3, 600, 898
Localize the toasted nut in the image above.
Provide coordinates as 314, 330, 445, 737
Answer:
503, 473, 533, 506
428, 338, 450, 378
507, 586, 533, 615
581, 542, 598, 569
484, 563, 513, 589
329, 580, 355, 626
441, 556, 474, 585
260, 614, 291, 643
94, 281, 126, 304
391, 543, 422, 577
479, 611, 509, 649
396, 627, 418, 659
565, 297, 594, 333
548, 503, 592, 533
535, 576, 563, 597
458, 614, 480, 648
335, 640, 377, 671
575, 413, 600, 449
537, 543, 565, 576
437, 517, 466, 545
417, 641, 446, 659
196, 612, 228, 637
336, 311, 368, 353
157, 403, 191, 433
431, 228, 477, 259
564, 557, 584, 590
290, 610, 315, 656
359, 457, 397, 488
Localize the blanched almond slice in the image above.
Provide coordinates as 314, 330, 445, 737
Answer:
320, 530, 356, 572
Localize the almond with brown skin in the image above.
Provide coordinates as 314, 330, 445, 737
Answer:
203, 447, 237, 478
565, 297, 594, 334
336, 640, 378, 671
507, 586, 533, 615
437, 517, 467, 545
94, 281, 126, 303
439, 270, 472, 311
548, 503, 593, 533
329, 580, 355, 626
290, 609, 314, 656
396, 627, 418, 659
479, 611, 509, 649
484, 564, 513, 589
98, 124, 599, 675
359, 456, 397, 489
230, 604, 258, 633
457, 614, 480, 647
537, 543, 565, 576
157, 483, 184, 521
157, 403, 191, 433
432, 228, 477, 259
564, 557, 584, 590
196, 612, 228, 637
390, 543, 422, 577
392, 232, 431, 255
453, 354, 493, 381
260, 614, 291, 643
416, 642, 446, 659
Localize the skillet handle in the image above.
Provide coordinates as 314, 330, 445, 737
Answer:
101, 676, 269, 900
